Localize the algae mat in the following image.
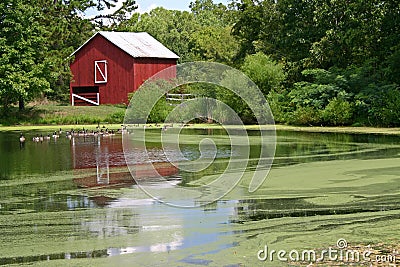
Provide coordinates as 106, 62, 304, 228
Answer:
0, 130, 399, 266
0, 158, 399, 266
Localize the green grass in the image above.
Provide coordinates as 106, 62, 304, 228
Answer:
2, 102, 400, 137
0, 103, 126, 126
186, 124, 400, 135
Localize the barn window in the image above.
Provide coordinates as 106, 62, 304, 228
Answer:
95, 60, 108, 83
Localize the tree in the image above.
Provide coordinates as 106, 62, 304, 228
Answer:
118, 8, 196, 62
189, 25, 239, 64
231, 0, 280, 60
37, 1, 94, 102
118, 3, 238, 65
0, 0, 50, 111
241, 52, 285, 95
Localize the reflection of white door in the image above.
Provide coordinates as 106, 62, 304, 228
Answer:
96, 160, 109, 184
97, 142, 110, 184
95, 60, 108, 83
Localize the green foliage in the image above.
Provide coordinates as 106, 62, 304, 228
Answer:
2, 0, 400, 127
289, 69, 350, 109
231, 0, 400, 126
322, 97, 354, 126
219, 72, 255, 123
0, 104, 125, 126
0, 0, 50, 110
266, 90, 289, 124
231, 0, 280, 59
105, 110, 125, 124
273, 69, 354, 126
241, 52, 285, 95
354, 84, 400, 127
126, 80, 173, 124
190, 26, 239, 64
148, 98, 173, 123
118, 3, 238, 64
288, 106, 322, 126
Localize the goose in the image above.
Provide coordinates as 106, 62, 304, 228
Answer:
19, 133, 26, 143
52, 131, 59, 138
39, 134, 44, 142
45, 134, 51, 140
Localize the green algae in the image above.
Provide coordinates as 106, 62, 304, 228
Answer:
1, 129, 400, 266
2, 157, 399, 266
21, 209, 400, 267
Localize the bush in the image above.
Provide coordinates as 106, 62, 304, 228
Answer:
241, 52, 286, 95
287, 106, 322, 126
267, 90, 288, 124
105, 111, 125, 124
354, 84, 400, 126
322, 97, 354, 126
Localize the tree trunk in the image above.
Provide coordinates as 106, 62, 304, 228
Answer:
2, 97, 10, 115
19, 98, 25, 111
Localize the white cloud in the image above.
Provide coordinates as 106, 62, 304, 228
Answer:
137, 3, 161, 14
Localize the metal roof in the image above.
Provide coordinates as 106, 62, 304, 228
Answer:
71, 31, 180, 59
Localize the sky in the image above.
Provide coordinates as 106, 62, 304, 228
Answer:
85, 0, 230, 17
135, 0, 230, 13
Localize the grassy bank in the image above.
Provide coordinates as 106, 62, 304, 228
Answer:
185, 124, 400, 136
0, 103, 126, 126
0, 124, 125, 132
1, 102, 400, 136
2, 122, 400, 136
274, 124, 400, 135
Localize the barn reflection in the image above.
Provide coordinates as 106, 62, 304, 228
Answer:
71, 134, 179, 191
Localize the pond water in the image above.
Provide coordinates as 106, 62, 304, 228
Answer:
0, 128, 399, 266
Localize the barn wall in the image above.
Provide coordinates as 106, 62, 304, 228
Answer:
70, 35, 135, 105
133, 58, 177, 92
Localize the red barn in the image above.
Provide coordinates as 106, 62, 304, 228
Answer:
69, 31, 179, 106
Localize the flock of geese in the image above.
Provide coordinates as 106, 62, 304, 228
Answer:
18, 124, 177, 144
19, 126, 127, 144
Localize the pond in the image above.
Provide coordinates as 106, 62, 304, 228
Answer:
0, 128, 399, 266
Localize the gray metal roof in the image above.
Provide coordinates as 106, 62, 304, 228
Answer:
71, 31, 179, 59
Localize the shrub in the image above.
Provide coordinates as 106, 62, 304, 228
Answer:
105, 111, 125, 124
322, 97, 354, 126
287, 106, 322, 126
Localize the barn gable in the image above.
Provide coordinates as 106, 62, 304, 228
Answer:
70, 32, 178, 106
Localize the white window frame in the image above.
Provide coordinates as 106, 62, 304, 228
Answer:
95, 60, 108, 83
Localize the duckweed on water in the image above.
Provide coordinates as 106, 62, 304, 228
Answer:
0, 129, 399, 266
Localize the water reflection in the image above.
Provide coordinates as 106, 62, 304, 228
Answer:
231, 197, 400, 223
3, 129, 397, 185
0, 194, 108, 214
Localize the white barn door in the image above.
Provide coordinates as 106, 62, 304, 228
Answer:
95, 60, 108, 83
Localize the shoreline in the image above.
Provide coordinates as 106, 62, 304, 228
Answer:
1, 123, 400, 136
274, 124, 400, 135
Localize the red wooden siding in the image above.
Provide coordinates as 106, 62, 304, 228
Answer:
133, 58, 177, 91
70, 34, 177, 105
